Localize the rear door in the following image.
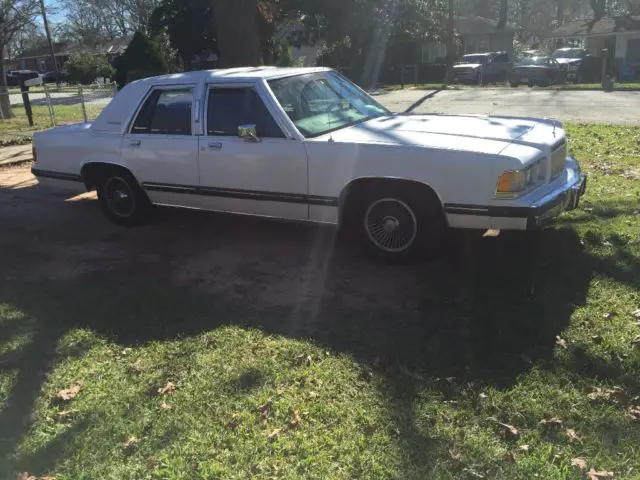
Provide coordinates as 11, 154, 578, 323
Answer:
121, 85, 200, 207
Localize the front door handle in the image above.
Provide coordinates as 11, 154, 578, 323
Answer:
208, 142, 223, 151
129, 139, 141, 147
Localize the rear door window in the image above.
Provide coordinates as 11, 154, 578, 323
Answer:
132, 88, 194, 135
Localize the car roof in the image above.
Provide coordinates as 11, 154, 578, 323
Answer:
130, 67, 332, 86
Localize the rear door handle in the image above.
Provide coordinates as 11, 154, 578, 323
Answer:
129, 139, 141, 147
208, 142, 223, 151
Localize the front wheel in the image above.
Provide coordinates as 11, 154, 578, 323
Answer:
347, 186, 444, 262
97, 171, 151, 226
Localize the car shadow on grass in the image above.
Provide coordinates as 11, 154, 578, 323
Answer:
5, 188, 638, 476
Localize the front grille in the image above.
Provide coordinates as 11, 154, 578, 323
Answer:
551, 139, 567, 179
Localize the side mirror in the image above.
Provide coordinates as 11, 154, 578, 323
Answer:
238, 124, 260, 143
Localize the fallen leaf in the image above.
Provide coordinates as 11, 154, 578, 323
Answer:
296, 354, 313, 366
627, 405, 640, 421
449, 449, 462, 461
478, 393, 488, 399
157, 382, 175, 396
56, 385, 81, 401
571, 458, 588, 471
556, 336, 568, 349
591, 335, 603, 344
631, 309, 640, 319
539, 417, 563, 427
603, 312, 615, 319
16, 474, 35, 480
268, 428, 282, 441
159, 403, 171, 410
565, 428, 583, 443
227, 415, 240, 429
587, 468, 614, 480
519, 444, 530, 452
588, 386, 627, 403
123, 436, 138, 452
289, 409, 302, 428
40, 477, 56, 480
487, 417, 519, 440
633, 335, 640, 346
462, 467, 485, 479
57, 409, 77, 419
502, 451, 516, 462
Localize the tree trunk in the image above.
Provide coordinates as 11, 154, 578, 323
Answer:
497, 0, 508, 28
0, 57, 14, 120
213, 0, 264, 67
590, 0, 606, 20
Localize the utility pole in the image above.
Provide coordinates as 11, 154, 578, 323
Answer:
39, 0, 59, 75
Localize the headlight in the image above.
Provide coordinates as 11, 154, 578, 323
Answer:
496, 161, 542, 196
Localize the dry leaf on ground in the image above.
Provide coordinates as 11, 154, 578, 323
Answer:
159, 403, 171, 410
157, 382, 175, 395
565, 428, 583, 443
631, 308, 640, 319
539, 417, 563, 427
556, 336, 568, 349
571, 458, 588, 471
268, 428, 282, 440
57, 409, 77, 419
502, 452, 516, 462
56, 385, 81, 401
123, 436, 138, 452
487, 417, 519, 440
627, 405, 640, 421
289, 410, 302, 428
587, 468, 614, 479
519, 445, 530, 452
16, 474, 36, 480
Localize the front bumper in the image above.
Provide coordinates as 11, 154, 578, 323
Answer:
444, 156, 587, 231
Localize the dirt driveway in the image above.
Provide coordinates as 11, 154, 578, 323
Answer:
1, 165, 471, 313
2, 164, 574, 316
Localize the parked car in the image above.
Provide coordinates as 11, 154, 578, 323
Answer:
551, 48, 599, 82
6, 70, 42, 88
510, 56, 565, 87
521, 50, 546, 58
31, 67, 586, 262
43, 70, 65, 84
453, 52, 511, 84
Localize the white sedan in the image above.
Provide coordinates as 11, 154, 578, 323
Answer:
32, 67, 586, 261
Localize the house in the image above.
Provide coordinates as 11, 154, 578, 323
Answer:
550, 16, 640, 80
421, 15, 520, 65
6, 37, 133, 73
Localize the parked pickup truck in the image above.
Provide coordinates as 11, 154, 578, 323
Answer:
32, 67, 586, 261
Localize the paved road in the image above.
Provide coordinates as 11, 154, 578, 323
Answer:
376, 88, 640, 124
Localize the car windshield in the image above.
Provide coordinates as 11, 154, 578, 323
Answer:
517, 57, 550, 65
268, 71, 390, 138
460, 55, 489, 64
552, 49, 583, 59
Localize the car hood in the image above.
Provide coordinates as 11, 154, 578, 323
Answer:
554, 58, 582, 65
454, 63, 482, 69
324, 114, 562, 157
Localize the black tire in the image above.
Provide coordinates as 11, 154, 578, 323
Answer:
97, 169, 151, 226
345, 183, 444, 262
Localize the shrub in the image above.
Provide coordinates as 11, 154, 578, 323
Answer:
66, 51, 115, 84
113, 31, 169, 88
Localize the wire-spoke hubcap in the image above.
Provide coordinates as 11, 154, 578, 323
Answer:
365, 198, 418, 253
104, 177, 135, 218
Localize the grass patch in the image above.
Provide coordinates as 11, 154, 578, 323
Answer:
0, 104, 106, 145
1, 124, 639, 479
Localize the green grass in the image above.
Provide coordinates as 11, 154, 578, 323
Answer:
1, 124, 640, 479
0, 104, 105, 146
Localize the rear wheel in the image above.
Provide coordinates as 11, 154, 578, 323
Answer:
345, 183, 444, 262
97, 170, 151, 226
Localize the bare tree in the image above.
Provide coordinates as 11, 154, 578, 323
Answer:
0, 0, 40, 119
59, 0, 159, 44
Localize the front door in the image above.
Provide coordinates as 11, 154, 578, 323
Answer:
197, 85, 309, 220
122, 85, 200, 207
